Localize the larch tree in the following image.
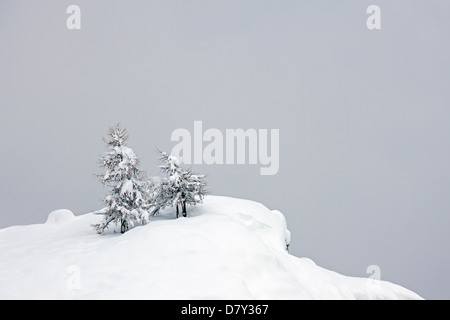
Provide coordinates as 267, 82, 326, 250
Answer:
92, 124, 151, 234
157, 151, 206, 218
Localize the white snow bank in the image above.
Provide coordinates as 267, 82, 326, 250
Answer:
45, 209, 75, 225
0, 196, 422, 300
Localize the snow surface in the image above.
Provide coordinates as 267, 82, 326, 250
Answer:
45, 209, 76, 225
0, 196, 422, 300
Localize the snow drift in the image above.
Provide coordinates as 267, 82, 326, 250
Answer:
0, 196, 421, 299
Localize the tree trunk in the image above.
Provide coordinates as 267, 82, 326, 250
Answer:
121, 219, 128, 234
182, 200, 187, 217
176, 204, 179, 218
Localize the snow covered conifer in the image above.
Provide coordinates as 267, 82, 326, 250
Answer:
158, 151, 206, 218
92, 124, 150, 234
147, 176, 171, 216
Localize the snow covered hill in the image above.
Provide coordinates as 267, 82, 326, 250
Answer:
0, 196, 422, 299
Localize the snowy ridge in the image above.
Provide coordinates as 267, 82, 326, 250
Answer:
0, 196, 422, 300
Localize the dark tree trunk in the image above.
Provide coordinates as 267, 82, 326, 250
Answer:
176, 204, 179, 218
182, 200, 187, 217
121, 219, 128, 234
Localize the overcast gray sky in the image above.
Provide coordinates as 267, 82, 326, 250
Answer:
1, 1, 449, 299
